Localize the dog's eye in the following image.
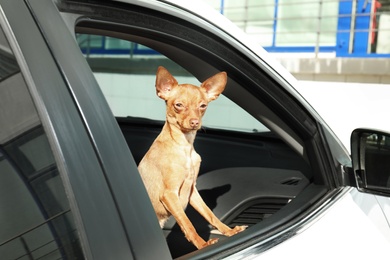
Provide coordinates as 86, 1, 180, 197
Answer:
175, 103, 184, 109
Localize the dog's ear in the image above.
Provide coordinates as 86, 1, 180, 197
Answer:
201, 72, 227, 102
155, 66, 178, 100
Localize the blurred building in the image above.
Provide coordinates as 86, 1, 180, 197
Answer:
203, 0, 390, 83
78, 0, 390, 83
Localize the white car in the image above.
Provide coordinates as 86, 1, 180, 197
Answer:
0, 0, 389, 259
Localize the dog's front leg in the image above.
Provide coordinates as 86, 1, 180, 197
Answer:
189, 187, 248, 236
161, 190, 218, 249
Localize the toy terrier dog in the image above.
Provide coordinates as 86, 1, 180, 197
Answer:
138, 66, 247, 249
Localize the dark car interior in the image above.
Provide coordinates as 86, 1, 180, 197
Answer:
118, 117, 312, 256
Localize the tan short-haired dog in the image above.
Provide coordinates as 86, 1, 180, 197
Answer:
138, 66, 247, 249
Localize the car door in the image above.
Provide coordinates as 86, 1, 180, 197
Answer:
0, 0, 170, 259
0, 28, 85, 259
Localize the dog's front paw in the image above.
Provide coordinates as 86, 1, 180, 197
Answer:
200, 238, 219, 249
224, 225, 248, 237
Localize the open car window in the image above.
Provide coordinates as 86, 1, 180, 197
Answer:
77, 34, 269, 133
64, 2, 329, 257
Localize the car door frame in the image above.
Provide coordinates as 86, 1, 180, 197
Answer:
0, 0, 171, 259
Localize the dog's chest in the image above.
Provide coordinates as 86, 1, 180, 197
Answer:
179, 149, 201, 207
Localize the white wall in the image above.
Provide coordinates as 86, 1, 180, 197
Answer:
94, 73, 268, 132
295, 81, 390, 152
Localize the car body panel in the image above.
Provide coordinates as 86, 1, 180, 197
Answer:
352, 191, 390, 242
375, 196, 390, 235
296, 81, 390, 238
230, 188, 389, 259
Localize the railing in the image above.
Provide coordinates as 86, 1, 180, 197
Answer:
78, 0, 390, 58
0, 210, 83, 260
214, 0, 390, 57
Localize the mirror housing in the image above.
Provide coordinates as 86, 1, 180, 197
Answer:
351, 128, 390, 196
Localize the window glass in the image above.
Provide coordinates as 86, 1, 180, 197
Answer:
202, 0, 338, 48
77, 34, 103, 49
275, 0, 338, 46
78, 34, 269, 133
223, 0, 275, 46
0, 27, 84, 259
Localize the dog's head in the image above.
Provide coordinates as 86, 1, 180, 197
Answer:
155, 66, 226, 132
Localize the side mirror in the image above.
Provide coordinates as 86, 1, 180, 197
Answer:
351, 129, 390, 196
